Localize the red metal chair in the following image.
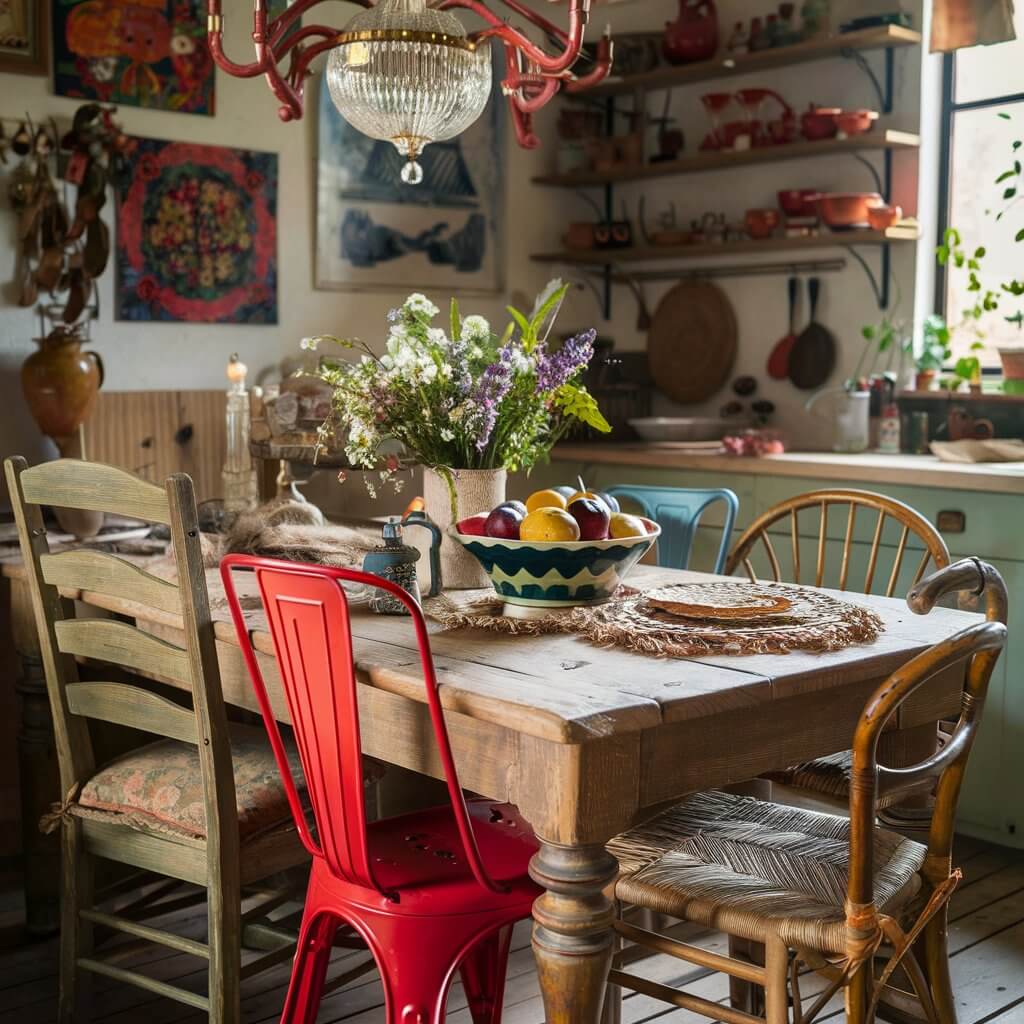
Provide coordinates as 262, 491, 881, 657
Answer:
221, 555, 541, 1024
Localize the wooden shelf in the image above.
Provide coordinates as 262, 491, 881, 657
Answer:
531, 226, 921, 266
898, 389, 1024, 404
579, 25, 922, 99
534, 129, 919, 188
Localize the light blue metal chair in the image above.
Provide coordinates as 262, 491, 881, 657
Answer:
605, 485, 739, 575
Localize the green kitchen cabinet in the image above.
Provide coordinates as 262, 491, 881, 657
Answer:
547, 454, 1024, 846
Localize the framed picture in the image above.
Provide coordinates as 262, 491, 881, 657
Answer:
115, 138, 278, 324
314, 66, 505, 295
52, 0, 214, 115
0, 1, 48, 75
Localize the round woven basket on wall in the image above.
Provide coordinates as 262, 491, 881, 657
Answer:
422, 467, 506, 590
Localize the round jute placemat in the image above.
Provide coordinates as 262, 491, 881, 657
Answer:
579, 581, 884, 657
425, 581, 884, 658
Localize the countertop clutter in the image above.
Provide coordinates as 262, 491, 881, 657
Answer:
553, 444, 1024, 495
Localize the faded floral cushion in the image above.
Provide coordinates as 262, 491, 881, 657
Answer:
78, 726, 383, 842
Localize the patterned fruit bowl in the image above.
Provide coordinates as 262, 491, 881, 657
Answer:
449, 519, 660, 612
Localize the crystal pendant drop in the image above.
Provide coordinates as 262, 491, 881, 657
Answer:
325, 0, 491, 184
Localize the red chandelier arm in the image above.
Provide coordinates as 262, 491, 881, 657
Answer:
563, 32, 614, 92
449, 0, 588, 76
507, 100, 540, 148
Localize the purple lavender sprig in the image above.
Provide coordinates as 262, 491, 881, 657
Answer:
467, 349, 515, 451
534, 329, 596, 394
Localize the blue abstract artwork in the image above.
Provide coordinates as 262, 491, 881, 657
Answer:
314, 63, 504, 294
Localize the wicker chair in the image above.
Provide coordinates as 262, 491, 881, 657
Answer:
606, 558, 1007, 1024
724, 489, 951, 814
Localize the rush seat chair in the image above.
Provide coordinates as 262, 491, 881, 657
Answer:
220, 555, 541, 1024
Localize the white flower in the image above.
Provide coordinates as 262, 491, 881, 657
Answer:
461, 315, 490, 342
427, 326, 448, 346
404, 293, 439, 318
299, 336, 319, 351
469, 345, 483, 360
508, 347, 532, 373
440, 427, 455, 441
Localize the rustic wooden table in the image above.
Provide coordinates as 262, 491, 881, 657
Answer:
2, 559, 973, 1021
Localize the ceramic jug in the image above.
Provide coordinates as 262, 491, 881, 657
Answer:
663, 0, 718, 64
362, 511, 441, 614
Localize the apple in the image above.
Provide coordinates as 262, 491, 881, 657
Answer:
596, 491, 621, 513
484, 505, 524, 539
456, 512, 489, 536
567, 497, 611, 541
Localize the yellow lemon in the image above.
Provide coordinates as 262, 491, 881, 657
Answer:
520, 507, 581, 542
525, 488, 569, 513
608, 512, 647, 539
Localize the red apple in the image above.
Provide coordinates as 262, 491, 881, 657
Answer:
567, 497, 611, 541
456, 512, 489, 536
484, 505, 524, 539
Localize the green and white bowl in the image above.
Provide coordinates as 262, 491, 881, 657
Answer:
449, 519, 660, 612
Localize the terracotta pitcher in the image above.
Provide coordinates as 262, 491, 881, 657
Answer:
22, 325, 103, 454
663, 0, 719, 64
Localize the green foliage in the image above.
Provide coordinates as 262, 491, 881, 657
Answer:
918, 315, 951, 372
553, 384, 612, 433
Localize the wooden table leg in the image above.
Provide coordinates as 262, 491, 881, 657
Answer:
530, 839, 619, 1024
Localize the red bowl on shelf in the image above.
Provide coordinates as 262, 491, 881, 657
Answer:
817, 192, 884, 229
778, 189, 821, 217
801, 106, 840, 141
836, 109, 879, 136
867, 202, 902, 229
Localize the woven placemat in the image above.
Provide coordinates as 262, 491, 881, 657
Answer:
579, 582, 884, 657
424, 590, 585, 636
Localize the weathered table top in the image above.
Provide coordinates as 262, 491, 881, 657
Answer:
3, 558, 977, 746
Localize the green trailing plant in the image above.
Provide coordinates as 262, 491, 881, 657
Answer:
993, 111, 1023, 328
917, 314, 951, 372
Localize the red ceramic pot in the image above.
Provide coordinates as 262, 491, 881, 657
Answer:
866, 202, 902, 229
745, 208, 781, 239
801, 105, 840, 141
836, 109, 879, 136
664, 0, 719, 65
817, 192, 884, 229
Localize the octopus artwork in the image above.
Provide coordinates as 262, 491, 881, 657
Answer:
52, 0, 214, 115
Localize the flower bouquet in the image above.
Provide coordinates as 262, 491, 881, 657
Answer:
303, 281, 610, 587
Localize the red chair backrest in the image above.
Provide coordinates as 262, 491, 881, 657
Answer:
220, 554, 504, 898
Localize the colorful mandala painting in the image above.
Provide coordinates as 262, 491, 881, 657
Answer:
116, 139, 278, 324
52, 0, 214, 115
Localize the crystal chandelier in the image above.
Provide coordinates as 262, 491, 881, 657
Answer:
325, 0, 492, 184
206, 0, 612, 176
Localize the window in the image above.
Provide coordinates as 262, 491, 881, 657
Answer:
937, 11, 1024, 368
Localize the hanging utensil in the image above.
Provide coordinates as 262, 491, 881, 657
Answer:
767, 275, 798, 379
788, 277, 837, 390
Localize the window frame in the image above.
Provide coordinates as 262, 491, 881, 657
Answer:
934, 51, 1024, 373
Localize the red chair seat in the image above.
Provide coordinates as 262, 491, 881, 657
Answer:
320, 800, 539, 915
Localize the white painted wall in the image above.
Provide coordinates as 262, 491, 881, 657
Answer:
0, 0, 931, 498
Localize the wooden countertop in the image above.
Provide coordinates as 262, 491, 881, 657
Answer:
553, 446, 1024, 496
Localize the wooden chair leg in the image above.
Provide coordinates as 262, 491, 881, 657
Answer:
764, 937, 790, 1024
924, 912, 956, 1023
207, 878, 242, 1023
728, 936, 765, 1014
845, 960, 873, 1024
58, 821, 94, 1024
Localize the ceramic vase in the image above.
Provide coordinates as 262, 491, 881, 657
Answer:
21, 326, 103, 454
422, 467, 506, 590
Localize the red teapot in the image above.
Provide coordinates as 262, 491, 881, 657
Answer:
663, 0, 719, 65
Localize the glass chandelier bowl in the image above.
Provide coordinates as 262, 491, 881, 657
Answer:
326, 0, 492, 184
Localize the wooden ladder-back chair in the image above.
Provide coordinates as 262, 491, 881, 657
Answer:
605, 558, 1007, 1024
4, 456, 312, 1022
724, 489, 952, 815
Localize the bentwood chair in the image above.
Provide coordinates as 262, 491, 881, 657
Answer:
606, 485, 738, 574
221, 554, 541, 1024
4, 457, 317, 1022
725, 489, 951, 813
606, 558, 1007, 1024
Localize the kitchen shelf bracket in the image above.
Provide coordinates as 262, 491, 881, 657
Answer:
844, 242, 892, 309
841, 44, 895, 114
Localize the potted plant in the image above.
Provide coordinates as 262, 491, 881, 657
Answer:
916, 315, 951, 390
304, 282, 611, 588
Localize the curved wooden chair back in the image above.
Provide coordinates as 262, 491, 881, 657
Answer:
220, 554, 507, 898
848, 558, 1007, 911
725, 488, 950, 597
3, 456, 237, 876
